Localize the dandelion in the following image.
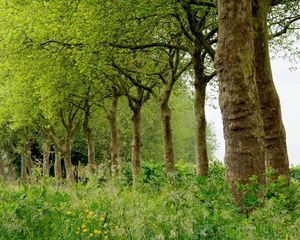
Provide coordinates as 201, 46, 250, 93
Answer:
99, 216, 105, 222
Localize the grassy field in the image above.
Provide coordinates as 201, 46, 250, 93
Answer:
0, 163, 300, 240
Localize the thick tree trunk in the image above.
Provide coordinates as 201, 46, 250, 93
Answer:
253, 0, 289, 178
54, 147, 62, 183
215, 0, 266, 201
160, 97, 175, 173
193, 51, 209, 176
64, 130, 74, 183
108, 89, 120, 175
131, 109, 141, 178
42, 142, 51, 177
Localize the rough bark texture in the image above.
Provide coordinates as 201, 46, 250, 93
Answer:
160, 89, 175, 173
253, 0, 289, 178
64, 130, 74, 183
83, 104, 96, 174
108, 88, 120, 175
215, 0, 266, 200
131, 109, 141, 177
54, 147, 62, 183
42, 142, 51, 177
193, 48, 209, 176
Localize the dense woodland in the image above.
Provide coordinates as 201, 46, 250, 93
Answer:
0, 0, 300, 239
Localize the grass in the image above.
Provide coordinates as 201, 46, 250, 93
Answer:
0, 162, 300, 240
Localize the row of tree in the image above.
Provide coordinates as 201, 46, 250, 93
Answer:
0, 0, 299, 199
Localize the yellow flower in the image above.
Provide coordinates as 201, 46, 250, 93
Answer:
99, 216, 105, 222
285, 234, 289, 240
82, 224, 86, 229
83, 228, 88, 233
89, 233, 94, 237
104, 236, 109, 240
94, 229, 101, 235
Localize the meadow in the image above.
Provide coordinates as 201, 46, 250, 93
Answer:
1, 162, 300, 240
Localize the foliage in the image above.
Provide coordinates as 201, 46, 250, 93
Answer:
1, 165, 300, 240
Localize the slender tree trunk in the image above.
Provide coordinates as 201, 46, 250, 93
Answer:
20, 151, 28, 182
193, 51, 209, 176
215, 0, 265, 201
26, 146, 33, 180
64, 130, 74, 183
0, 158, 5, 181
42, 142, 51, 177
131, 108, 141, 178
108, 89, 120, 175
83, 105, 96, 174
253, 0, 289, 179
54, 147, 62, 183
160, 95, 175, 173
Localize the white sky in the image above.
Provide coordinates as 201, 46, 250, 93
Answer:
206, 58, 300, 166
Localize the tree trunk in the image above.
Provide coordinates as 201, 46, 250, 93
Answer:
108, 89, 120, 175
64, 130, 74, 183
215, 0, 265, 201
253, 0, 289, 179
20, 151, 28, 183
131, 108, 141, 178
193, 50, 209, 176
42, 142, 51, 177
160, 97, 175, 173
0, 158, 5, 181
6, 149, 16, 182
83, 105, 96, 174
54, 147, 62, 183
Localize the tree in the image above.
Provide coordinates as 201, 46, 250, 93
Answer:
215, 0, 266, 201
253, 0, 290, 179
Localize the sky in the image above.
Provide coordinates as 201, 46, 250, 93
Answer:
206, 58, 300, 166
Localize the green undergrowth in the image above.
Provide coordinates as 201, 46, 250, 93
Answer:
0, 162, 300, 240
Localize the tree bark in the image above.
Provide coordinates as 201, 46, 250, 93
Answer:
54, 147, 62, 183
193, 48, 209, 176
6, 148, 16, 182
131, 108, 141, 178
253, 0, 289, 179
215, 0, 266, 201
160, 93, 175, 173
83, 104, 96, 174
42, 142, 51, 177
64, 129, 74, 183
108, 88, 120, 175
0, 158, 5, 181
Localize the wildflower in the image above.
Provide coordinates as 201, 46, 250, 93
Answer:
82, 224, 86, 229
94, 229, 101, 235
89, 233, 94, 237
83, 228, 88, 233
104, 236, 109, 240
